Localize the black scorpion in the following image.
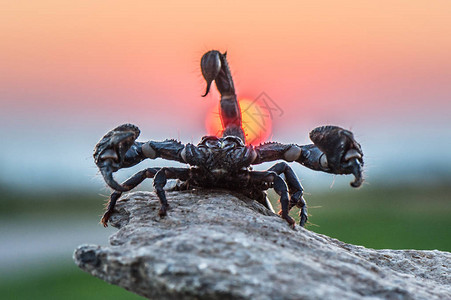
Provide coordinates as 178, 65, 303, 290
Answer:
94, 50, 364, 228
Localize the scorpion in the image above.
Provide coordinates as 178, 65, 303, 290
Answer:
94, 50, 364, 228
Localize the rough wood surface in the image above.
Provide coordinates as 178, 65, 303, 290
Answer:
74, 191, 451, 299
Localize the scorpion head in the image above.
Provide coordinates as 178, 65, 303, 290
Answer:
93, 124, 140, 191
198, 135, 245, 150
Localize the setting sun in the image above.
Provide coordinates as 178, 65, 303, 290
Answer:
205, 98, 272, 145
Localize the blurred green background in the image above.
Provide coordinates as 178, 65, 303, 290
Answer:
1, 183, 450, 300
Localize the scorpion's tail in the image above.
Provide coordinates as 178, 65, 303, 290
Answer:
201, 50, 245, 143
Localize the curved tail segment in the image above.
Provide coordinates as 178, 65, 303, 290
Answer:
201, 50, 245, 143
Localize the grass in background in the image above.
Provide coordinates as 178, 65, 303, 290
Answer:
0, 189, 104, 217
0, 264, 145, 300
2, 184, 450, 251
283, 184, 451, 251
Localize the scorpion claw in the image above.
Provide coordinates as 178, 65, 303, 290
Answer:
348, 158, 363, 188
100, 163, 129, 192
310, 125, 364, 187
94, 124, 140, 191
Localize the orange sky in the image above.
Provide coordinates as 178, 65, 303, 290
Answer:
1, 1, 451, 189
1, 1, 450, 140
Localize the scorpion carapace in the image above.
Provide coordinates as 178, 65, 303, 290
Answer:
94, 50, 364, 228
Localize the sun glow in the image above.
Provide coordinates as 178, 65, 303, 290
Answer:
205, 98, 272, 145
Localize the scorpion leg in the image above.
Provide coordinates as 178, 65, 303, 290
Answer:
101, 167, 160, 227
249, 171, 295, 228
153, 167, 190, 217
268, 162, 308, 227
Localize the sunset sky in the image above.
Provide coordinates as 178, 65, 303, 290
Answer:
1, 1, 450, 190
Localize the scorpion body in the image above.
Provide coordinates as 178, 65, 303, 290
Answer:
94, 50, 364, 228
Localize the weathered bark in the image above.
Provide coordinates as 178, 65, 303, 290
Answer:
74, 190, 451, 300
